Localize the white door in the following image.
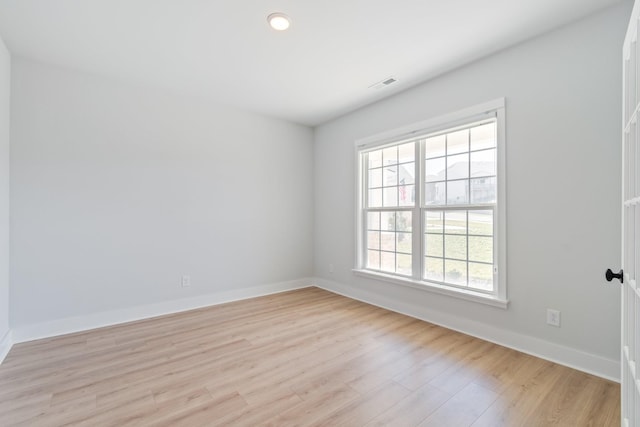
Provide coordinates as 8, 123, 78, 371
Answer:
620, 3, 640, 425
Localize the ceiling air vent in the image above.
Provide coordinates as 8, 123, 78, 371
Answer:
369, 77, 397, 90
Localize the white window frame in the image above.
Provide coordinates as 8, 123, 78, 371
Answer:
354, 99, 508, 309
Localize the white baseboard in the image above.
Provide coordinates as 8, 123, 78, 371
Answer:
313, 277, 620, 382
12, 278, 314, 344
0, 329, 12, 364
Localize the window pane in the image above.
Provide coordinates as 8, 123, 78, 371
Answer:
425, 135, 446, 158
381, 232, 395, 251
425, 182, 446, 205
445, 259, 467, 286
383, 146, 397, 166
397, 211, 412, 232
367, 231, 380, 250
445, 235, 466, 260
425, 233, 443, 257
447, 180, 469, 205
470, 149, 496, 178
397, 232, 412, 254
469, 210, 493, 236
397, 254, 412, 276
367, 211, 381, 230
447, 129, 469, 155
425, 157, 446, 182
398, 142, 415, 163
470, 122, 496, 151
399, 163, 415, 185
383, 187, 398, 207
469, 236, 493, 263
425, 210, 444, 233
368, 250, 380, 270
425, 257, 443, 282
368, 168, 382, 188
470, 177, 496, 203
447, 153, 469, 180
381, 212, 396, 231
445, 211, 467, 235
398, 185, 414, 206
366, 210, 415, 276
383, 165, 398, 186
381, 251, 395, 272
469, 262, 493, 291
368, 189, 382, 207
368, 150, 382, 168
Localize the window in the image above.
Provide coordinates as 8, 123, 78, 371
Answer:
355, 100, 507, 307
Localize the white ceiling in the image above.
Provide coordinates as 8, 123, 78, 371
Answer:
0, 0, 626, 126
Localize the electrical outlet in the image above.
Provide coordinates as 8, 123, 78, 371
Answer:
181, 275, 191, 287
329, 264, 334, 274
546, 309, 561, 327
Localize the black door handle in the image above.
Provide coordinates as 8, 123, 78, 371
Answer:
605, 268, 624, 283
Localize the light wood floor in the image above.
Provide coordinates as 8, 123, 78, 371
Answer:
0, 287, 619, 426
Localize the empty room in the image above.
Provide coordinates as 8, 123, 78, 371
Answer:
0, 0, 638, 425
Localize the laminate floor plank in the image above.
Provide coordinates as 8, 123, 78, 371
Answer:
306, 380, 410, 427
418, 382, 499, 427
363, 383, 451, 427
0, 287, 620, 426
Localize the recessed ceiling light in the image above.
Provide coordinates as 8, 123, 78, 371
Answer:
268, 13, 291, 31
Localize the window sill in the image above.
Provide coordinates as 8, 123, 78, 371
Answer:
352, 269, 509, 309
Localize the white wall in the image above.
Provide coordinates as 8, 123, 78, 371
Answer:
314, 3, 630, 379
0, 35, 9, 347
10, 58, 314, 331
